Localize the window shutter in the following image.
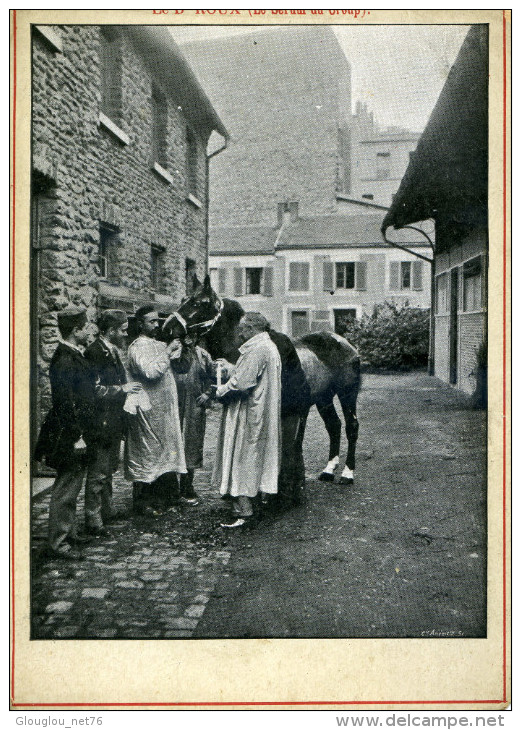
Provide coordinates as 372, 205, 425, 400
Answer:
233, 267, 244, 297
301, 262, 310, 290
218, 268, 227, 295
263, 266, 274, 297
389, 261, 400, 290
323, 261, 334, 292
289, 263, 299, 291
356, 261, 367, 291
412, 261, 423, 290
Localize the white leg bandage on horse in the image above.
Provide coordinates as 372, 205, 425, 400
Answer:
341, 466, 354, 480
322, 456, 339, 475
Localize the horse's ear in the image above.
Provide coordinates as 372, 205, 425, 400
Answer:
192, 273, 201, 290
202, 274, 213, 293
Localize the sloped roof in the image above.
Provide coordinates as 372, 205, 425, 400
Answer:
125, 26, 228, 139
382, 25, 488, 234
276, 214, 429, 250
209, 226, 277, 256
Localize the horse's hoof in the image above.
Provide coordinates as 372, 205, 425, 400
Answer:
318, 472, 335, 482
338, 476, 354, 485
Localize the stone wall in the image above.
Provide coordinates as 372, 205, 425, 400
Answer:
181, 26, 351, 227
32, 25, 211, 426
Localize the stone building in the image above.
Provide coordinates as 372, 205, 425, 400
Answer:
180, 26, 352, 228
383, 26, 488, 396
182, 26, 429, 336
31, 24, 227, 429
209, 210, 431, 337
340, 102, 421, 210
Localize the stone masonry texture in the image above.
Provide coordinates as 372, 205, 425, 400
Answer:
32, 26, 214, 424
181, 26, 351, 228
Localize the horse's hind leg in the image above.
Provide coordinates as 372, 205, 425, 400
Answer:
317, 399, 342, 482
338, 394, 359, 485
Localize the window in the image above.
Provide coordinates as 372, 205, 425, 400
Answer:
246, 267, 263, 295
185, 258, 196, 295
401, 261, 411, 289
463, 257, 483, 311
435, 273, 448, 314
186, 127, 198, 196
151, 245, 165, 291
151, 84, 168, 169
100, 27, 123, 125
291, 310, 310, 338
99, 223, 119, 280
336, 262, 355, 289
376, 151, 391, 180
390, 261, 423, 291
289, 262, 310, 291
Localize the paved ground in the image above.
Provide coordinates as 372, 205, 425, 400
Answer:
31, 372, 487, 640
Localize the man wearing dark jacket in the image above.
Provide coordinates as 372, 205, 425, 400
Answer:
84, 310, 140, 535
35, 307, 95, 560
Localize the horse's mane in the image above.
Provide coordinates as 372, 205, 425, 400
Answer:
222, 298, 245, 325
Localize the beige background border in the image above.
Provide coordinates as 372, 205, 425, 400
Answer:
10, 8, 511, 710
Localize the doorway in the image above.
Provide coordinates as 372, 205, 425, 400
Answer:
449, 267, 459, 384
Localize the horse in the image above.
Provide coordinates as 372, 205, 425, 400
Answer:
162, 275, 361, 487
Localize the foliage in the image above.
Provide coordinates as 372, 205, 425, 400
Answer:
341, 302, 430, 371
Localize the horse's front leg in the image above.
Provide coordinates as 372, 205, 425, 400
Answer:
317, 400, 341, 482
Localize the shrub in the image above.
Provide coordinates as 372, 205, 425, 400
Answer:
342, 302, 430, 371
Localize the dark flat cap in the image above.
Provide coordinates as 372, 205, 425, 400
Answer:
57, 306, 87, 328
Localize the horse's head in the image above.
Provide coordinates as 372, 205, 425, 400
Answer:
203, 298, 245, 363
161, 274, 223, 342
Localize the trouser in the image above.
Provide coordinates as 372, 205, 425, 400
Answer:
277, 413, 307, 507
232, 495, 254, 518
133, 471, 180, 512
85, 439, 120, 529
180, 469, 196, 498
48, 461, 87, 551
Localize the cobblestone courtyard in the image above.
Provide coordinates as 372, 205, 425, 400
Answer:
31, 372, 487, 639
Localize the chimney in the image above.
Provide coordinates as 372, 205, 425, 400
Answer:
277, 201, 299, 226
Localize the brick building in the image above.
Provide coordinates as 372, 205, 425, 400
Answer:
209, 211, 431, 337
180, 26, 352, 228
383, 26, 488, 395
182, 27, 430, 336
31, 25, 227, 428
341, 102, 421, 209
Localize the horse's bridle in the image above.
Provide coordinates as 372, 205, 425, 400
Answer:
162, 296, 224, 339
186, 296, 224, 337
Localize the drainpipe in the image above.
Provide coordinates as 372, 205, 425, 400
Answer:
205, 135, 228, 275
382, 223, 436, 376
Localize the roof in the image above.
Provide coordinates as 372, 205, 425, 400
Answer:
209, 226, 277, 256
382, 25, 488, 235
210, 215, 430, 256
276, 214, 430, 250
124, 26, 228, 139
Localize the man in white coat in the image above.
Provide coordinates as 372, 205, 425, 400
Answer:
212, 312, 282, 528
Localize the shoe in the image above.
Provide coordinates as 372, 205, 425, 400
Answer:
67, 533, 94, 545
220, 517, 249, 529
180, 496, 199, 506
47, 546, 83, 561
85, 526, 113, 537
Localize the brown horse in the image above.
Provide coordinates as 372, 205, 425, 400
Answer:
162, 275, 361, 486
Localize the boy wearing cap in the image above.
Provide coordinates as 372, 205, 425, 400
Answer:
84, 310, 141, 535
35, 306, 95, 560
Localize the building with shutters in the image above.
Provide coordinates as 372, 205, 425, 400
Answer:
382, 26, 488, 396
31, 24, 227, 431
209, 212, 431, 337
